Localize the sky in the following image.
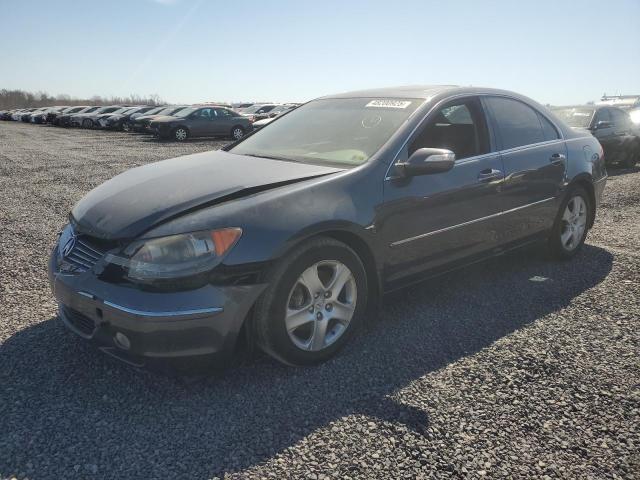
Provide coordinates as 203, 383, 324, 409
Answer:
1, 0, 639, 105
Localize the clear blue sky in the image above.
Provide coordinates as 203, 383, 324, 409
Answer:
1, 0, 639, 105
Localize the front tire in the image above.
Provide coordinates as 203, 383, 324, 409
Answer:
122, 121, 131, 132
82, 119, 93, 129
548, 186, 591, 259
173, 127, 189, 141
254, 237, 368, 366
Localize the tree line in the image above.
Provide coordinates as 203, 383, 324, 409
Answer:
0, 89, 164, 109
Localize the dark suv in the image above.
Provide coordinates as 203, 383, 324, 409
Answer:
552, 105, 640, 167
150, 106, 253, 141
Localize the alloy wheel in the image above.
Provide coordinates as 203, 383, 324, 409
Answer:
285, 260, 357, 352
560, 195, 587, 251
232, 127, 244, 140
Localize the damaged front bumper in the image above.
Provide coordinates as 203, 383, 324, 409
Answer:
48, 247, 266, 371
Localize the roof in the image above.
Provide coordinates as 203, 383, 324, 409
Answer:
321, 85, 459, 100
319, 85, 546, 103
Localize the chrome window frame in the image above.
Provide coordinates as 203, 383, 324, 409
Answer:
384, 92, 566, 180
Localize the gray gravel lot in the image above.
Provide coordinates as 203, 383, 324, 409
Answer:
1, 121, 638, 479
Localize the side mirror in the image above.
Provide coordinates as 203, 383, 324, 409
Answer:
594, 120, 612, 130
396, 148, 456, 177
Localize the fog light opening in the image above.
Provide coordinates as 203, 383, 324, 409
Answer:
114, 332, 131, 350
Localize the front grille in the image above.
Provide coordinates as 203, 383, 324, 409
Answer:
63, 236, 107, 273
61, 306, 95, 335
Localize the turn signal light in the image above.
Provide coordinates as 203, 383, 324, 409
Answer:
210, 228, 242, 256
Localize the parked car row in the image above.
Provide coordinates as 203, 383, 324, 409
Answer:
5, 100, 636, 162
0, 102, 300, 142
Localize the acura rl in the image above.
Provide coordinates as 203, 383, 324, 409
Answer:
49, 86, 607, 370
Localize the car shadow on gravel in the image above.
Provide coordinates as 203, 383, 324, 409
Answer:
0, 244, 613, 479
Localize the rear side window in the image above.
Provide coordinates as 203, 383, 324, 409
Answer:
538, 113, 560, 141
485, 97, 545, 149
610, 108, 629, 126
409, 97, 489, 160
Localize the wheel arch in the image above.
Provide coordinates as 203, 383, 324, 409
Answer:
173, 124, 190, 133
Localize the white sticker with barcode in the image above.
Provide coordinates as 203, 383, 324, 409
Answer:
365, 99, 412, 109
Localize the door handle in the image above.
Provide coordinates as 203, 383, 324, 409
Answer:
477, 168, 503, 182
549, 153, 566, 163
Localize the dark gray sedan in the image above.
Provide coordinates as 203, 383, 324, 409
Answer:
150, 106, 253, 141
49, 85, 607, 371
552, 105, 640, 168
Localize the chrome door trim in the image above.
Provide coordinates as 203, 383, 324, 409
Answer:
389, 197, 556, 247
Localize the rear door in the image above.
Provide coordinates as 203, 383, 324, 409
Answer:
482, 96, 566, 243
381, 96, 506, 284
609, 107, 635, 161
213, 108, 235, 135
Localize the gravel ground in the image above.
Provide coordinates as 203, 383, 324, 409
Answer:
0, 121, 638, 479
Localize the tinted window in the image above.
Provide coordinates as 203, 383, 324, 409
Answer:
409, 97, 489, 159
610, 108, 629, 126
195, 108, 215, 119
594, 108, 611, 124
538, 113, 560, 141
486, 97, 544, 149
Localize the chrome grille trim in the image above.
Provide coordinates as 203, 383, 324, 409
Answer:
61, 235, 107, 273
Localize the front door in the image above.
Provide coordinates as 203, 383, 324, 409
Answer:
380, 96, 505, 286
189, 108, 215, 136
592, 108, 618, 161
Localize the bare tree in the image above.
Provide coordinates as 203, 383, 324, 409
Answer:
0, 89, 165, 109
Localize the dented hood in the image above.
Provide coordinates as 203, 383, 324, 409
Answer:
72, 150, 343, 240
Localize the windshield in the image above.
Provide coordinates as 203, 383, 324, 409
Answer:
242, 104, 268, 114
552, 107, 594, 128
174, 107, 196, 117
145, 106, 165, 115
230, 97, 422, 166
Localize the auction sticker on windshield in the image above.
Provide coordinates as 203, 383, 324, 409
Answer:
365, 99, 412, 109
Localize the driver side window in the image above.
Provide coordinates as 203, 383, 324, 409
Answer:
409, 97, 489, 160
594, 108, 611, 124
196, 108, 215, 120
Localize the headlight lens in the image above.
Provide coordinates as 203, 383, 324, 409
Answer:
105, 228, 242, 282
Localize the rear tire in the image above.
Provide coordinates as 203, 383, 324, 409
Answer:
254, 237, 368, 366
548, 186, 591, 259
231, 125, 245, 141
82, 119, 93, 129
